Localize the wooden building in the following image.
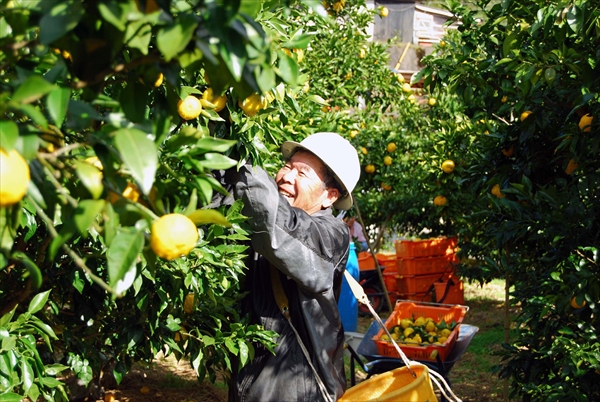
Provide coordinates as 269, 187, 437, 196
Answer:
366, 0, 457, 83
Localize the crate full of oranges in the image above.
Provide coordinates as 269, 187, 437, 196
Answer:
372, 301, 468, 362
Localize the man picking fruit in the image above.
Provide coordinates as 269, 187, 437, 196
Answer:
220, 133, 360, 402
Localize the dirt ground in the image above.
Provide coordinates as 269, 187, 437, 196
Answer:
94, 282, 509, 402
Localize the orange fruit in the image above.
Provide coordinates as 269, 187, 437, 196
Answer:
383, 156, 392, 166
380, 6, 389, 17
177, 95, 202, 120
501, 95, 508, 103
361, 147, 368, 155
238, 94, 268, 117
565, 159, 578, 175
0, 148, 30, 207
350, 130, 359, 138
365, 164, 375, 174
140, 386, 150, 394
502, 145, 515, 157
491, 184, 505, 198
184, 293, 195, 314
402, 83, 412, 93
428, 98, 437, 107
386, 142, 397, 153
441, 160, 455, 173
359, 49, 366, 59
433, 195, 447, 206
104, 394, 116, 402
570, 296, 586, 309
153, 72, 163, 88
381, 183, 392, 191
202, 88, 227, 112
150, 214, 198, 260
520, 110, 532, 121
578, 114, 593, 132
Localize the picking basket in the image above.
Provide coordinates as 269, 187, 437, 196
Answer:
395, 237, 457, 259
372, 301, 468, 362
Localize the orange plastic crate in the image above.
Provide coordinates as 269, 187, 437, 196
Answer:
395, 237, 458, 258
372, 301, 468, 362
357, 251, 375, 271
384, 271, 398, 293
396, 254, 457, 276
376, 253, 397, 269
397, 273, 451, 294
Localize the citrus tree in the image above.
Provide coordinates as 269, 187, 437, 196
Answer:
0, 0, 329, 399
418, 0, 600, 398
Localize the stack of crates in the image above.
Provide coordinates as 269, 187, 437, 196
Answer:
395, 237, 459, 302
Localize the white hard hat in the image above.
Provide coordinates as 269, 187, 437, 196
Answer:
281, 132, 360, 210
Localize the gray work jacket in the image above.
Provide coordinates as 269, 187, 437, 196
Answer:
225, 164, 349, 402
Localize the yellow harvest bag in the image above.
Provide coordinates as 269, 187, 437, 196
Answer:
340, 364, 437, 402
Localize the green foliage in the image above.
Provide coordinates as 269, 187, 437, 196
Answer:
0, 291, 69, 401
0, 0, 310, 396
418, 0, 600, 399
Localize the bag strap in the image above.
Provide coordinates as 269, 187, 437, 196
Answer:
269, 264, 333, 402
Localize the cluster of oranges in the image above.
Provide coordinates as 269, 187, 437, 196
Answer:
380, 316, 456, 346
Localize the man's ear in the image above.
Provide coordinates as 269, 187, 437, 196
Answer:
321, 187, 340, 209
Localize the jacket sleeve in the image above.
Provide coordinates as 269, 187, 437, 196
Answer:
226, 164, 349, 294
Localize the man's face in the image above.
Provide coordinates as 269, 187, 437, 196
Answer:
275, 150, 339, 215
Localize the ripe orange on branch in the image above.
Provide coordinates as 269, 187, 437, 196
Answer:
0, 148, 30, 207
150, 214, 198, 260
178, 95, 202, 120
441, 160, 455, 173
202, 88, 227, 112
386, 142, 397, 153
383, 156, 392, 166
578, 114, 593, 132
433, 195, 447, 206
365, 164, 375, 174
239, 93, 268, 117
520, 110, 532, 121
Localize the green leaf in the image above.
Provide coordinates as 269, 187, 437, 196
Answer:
114, 128, 157, 195
107, 230, 144, 295
156, 13, 198, 61
46, 87, 71, 127
198, 153, 237, 170
1, 336, 16, 352
27, 383, 39, 402
187, 209, 231, 227
11, 252, 42, 291
184, 189, 198, 216
306, 94, 327, 105
239, 0, 262, 17
17, 104, 48, 130
27, 290, 51, 315
238, 339, 249, 366
73, 200, 105, 237
196, 137, 237, 153
39, 2, 85, 45
125, 19, 152, 55
119, 81, 148, 123
98, 2, 127, 31
0, 393, 24, 402
22, 360, 34, 392
12, 75, 56, 105
39, 377, 62, 387
0, 121, 19, 151
75, 162, 104, 200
